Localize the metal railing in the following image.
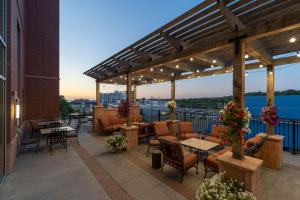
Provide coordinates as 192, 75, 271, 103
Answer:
140, 108, 300, 154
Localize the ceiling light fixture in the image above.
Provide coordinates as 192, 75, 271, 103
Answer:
290, 36, 296, 43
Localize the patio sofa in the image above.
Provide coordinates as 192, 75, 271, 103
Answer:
159, 138, 198, 183
203, 124, 228, 144
98, 114, 142, 134
203, 135, 266, 178
178, 122, 200, 139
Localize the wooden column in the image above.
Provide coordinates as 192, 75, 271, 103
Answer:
266, 64, 275, 134
127, 72, 133, 126
232, 39, 246, 107
170, 80, 176, 119
96, 81, 100, 106
133, 85, 137, 104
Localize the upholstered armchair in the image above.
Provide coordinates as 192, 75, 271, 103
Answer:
178, 122, 200, 139
159, 138, 198, 183
203, 124, 228, 144
203, 135, 266, 178
153, 121, 177, 141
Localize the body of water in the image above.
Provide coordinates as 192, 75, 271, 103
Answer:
246, 95, 300, 119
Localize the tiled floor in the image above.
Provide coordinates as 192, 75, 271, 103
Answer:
2, 125, 300, 200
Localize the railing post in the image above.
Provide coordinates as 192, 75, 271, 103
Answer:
158, 110, 161, 121
292, 120, 296, 154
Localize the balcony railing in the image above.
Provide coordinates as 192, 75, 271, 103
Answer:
140, 108, 300, 154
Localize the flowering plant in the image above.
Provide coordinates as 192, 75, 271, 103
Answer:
105, 135, 127, 152
196, 173, 256, 200
166, 100, 176, 110
118, 100, 130, 118
260, 105, 279, 126
219, 101, 251, 146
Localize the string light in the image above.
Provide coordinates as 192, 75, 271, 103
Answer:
212, 74, 216, 76
210, 65, 214, 68
259, 64, 263, 68
269, 71, 273, 75
190, 57, 194, 61
160, 68, 163, 72
212, 59, 216, 64
290, 36, 296, 43
176, 65, 179, 69
171, 73, 174, 76
150, 68, 154, 71
140, 75, 143, 78
244, 54, 249, 59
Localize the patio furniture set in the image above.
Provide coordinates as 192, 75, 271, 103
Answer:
17, 115, 84, 156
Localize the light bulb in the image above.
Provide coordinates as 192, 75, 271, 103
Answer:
290, 36, 296, 43
244, 54, 249, 59
259, 64, 263, 68
213, 59, 216, 64
176, 65, 179, 69
190, 57, 194, 61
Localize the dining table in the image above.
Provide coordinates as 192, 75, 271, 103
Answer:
40, 126, 74, 135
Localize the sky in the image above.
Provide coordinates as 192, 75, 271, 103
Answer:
60, 0, 300, 100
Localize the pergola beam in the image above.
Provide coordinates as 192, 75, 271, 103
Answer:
217, 0, 273, 65
161, 31, 184, 51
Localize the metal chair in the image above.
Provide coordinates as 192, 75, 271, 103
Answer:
17, 127, 40, 156
67, 123, 81, 144
47, 128, 68, 156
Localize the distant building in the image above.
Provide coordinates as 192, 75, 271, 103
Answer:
70, 99, 96, 113
100, 91, 126, 107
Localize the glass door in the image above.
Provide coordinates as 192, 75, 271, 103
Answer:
0, 0, 6, 183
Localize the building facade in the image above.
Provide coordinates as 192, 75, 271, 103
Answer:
1, 0, 59, 181
100, 91, 126, 107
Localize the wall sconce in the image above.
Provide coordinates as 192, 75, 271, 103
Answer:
13, 91, 20, 126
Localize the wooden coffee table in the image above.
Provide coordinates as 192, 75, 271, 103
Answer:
180, 138, 220, 161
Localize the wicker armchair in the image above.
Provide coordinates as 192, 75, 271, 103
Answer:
178, 122, 200, 139
159, 138, 198, 183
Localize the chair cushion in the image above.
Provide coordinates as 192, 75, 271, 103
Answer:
183, 151, 197, 169
108, 115, 120, 125
205, 148, 230, 171
158, 135, 177, 141
149, 139, 160, 145
245, 135, 263, 148
98, 117, 110, 128
153, 122, 170, 137
131, 115, 142, 123
203, 135, 223, 144
179, 122, 193, 133
211, 124, 228, 138
119, 118, 127, 124
180, 133, 200, 139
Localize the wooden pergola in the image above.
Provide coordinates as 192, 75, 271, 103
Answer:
85, 0, 300, 132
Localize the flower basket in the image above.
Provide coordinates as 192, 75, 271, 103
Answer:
105, 135, 128, 153
196, 173, 256, 200
260, 105, 279, 133
166, 100, 176, 119
219, 101, 251, 160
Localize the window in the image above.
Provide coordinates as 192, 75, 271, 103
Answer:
0, 0, 6, 182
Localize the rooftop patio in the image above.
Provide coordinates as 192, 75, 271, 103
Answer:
1, 124, 300, 200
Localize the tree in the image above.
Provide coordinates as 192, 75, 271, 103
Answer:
59, 95, 74, 119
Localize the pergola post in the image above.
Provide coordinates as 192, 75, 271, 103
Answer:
170, 79, 176, 119
233, 39, 246, 107
126, 72, 133, 126
96, 81, 101, 106
266, 64, 275, 134
232, 38, 246, 160
133, 85, 137, 104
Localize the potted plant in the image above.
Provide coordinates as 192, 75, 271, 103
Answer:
118, 99, 131, 126
196, 173, 256, 200
166, 100, 176, 119
219, 101, 251, 160
260, 104, 279, 134
105, 135, 128, 152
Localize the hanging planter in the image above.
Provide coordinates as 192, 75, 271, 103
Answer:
166, 100, 176, 119
260, 104, 279, 134
219, 101, 251, 160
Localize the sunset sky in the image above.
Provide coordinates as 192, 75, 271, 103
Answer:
60, 0, 300, 100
